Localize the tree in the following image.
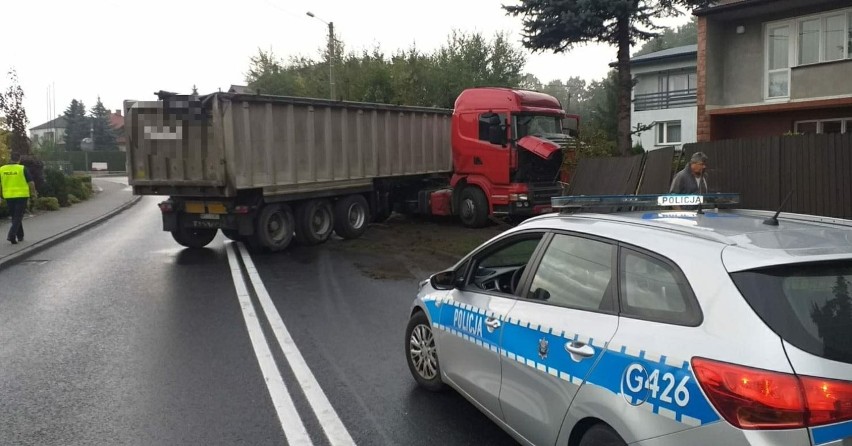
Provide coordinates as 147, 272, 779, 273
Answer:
90, 96, 118, 151
63, 99, 88, 151
0, 69, 32, 156
634, 17, 698, 56
0, 118, 10, 164
504, 0, 712, 156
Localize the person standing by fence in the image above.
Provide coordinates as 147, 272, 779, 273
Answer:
670, 152, 709, 194
0, 152, 37, 244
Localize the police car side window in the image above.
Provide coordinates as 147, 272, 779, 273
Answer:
527, 234, 615, 312
619, 249, 701, 326
466, 235, 543, 295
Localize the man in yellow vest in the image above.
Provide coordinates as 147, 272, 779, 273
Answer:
0, 152, 37, 244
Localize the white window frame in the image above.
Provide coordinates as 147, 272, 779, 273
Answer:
656, 121, 682, 145
764, 8, 852, 101
764, 22, 793, 100
794, 118, 852, 134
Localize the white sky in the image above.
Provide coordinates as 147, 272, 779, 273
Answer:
1, 0, 689, 129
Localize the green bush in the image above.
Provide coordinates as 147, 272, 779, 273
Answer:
69, 194, 81, 204
39, 168, 70, 207
34, 197, 60, 211
66, 176, 90, 201
75, 174, 92, 185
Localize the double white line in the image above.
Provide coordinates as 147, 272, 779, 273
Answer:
226, 242, 355, 446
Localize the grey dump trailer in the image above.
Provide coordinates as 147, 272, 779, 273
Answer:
126, 91, 453, 250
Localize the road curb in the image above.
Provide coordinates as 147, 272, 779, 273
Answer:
0, 195, 143, 271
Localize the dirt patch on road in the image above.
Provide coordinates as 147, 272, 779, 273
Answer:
328, 214, 504, 280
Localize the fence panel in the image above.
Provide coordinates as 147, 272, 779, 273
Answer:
638, 147, 675, 194
568, 154, 644, 195
684, 133, 852, 219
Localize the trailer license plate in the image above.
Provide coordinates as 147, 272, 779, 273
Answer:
200, 213, 220, 220
192, 220, 220, 229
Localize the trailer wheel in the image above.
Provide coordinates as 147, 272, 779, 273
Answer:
221, 229, 240, 241
459, 186, 489, 228
171, 226, 217, 249
334, 195, 370, 239
295, 199, 334, 245
256, 204, 295, 251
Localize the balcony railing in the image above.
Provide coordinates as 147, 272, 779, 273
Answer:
633, 88, 697, 111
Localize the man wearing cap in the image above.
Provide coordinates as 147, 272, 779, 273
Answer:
0, 152, 37, 245
670, 152, 709, 194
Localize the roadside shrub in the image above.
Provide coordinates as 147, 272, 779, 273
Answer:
66, 176, 90, 201
68, 194, 80, 204
39, 168, 70, 207
34, 197, 60, 211
75, 174, 92, 185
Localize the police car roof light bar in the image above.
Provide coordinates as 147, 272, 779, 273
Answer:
552, 193, 741, 212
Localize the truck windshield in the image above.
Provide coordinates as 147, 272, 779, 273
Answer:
730, 260, 852, 365
513, 115, 562, 139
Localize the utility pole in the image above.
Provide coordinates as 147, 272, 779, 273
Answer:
307, 11, 335, 100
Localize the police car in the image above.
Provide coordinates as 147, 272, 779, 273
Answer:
404, 194, 852, 446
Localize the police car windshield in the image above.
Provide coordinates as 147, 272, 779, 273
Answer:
731, 260, 852, 365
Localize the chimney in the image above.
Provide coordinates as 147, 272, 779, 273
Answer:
114, 109, 122, 116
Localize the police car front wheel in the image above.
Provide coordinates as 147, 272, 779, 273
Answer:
577, 423, 625, 446
405, 311, 446, 392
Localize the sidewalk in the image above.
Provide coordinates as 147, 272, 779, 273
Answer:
0, 177, 141, 270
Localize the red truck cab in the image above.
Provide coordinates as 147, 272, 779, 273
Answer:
446, 87, 579, 227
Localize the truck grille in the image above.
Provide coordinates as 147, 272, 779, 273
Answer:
529, 183, 563, 205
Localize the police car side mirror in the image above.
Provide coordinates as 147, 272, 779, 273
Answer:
430, 270, 457, 290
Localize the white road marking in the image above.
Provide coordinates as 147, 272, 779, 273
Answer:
237, 243, 356, 446
225, 243, 312, 446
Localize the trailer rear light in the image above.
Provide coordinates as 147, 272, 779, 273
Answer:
693, 358, 852, 430
158, 201, 174, 213
800, 375, 852, 426
234, 205, 251, 214
692, 358, 806, 429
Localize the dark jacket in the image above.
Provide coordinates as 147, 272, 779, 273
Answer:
669, 166, 708, 194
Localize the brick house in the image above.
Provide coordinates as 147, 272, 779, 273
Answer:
695, 0, 852, 141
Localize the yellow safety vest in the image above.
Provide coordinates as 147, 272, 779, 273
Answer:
0, 164, 30, 199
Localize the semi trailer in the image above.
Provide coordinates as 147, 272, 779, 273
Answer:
125, 87, 578, 251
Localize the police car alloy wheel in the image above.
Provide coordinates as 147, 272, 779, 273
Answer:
405, 311, 446, 391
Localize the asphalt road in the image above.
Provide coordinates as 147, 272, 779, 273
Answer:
0, 195, 517, 445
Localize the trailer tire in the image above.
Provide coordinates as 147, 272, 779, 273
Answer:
256, 204, 295, 252
459, 186, 489, 228
295, 199, 334, 245
334, 195, 370, 239
221, 229, 240, 241
171, 226, 217, 249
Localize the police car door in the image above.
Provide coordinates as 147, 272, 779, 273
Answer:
498, 232, 619, 446
435, 232, 546, 421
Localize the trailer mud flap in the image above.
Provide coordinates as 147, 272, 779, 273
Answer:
162, 213, 178, 231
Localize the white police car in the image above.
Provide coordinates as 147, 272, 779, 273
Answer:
404, 194, 852, 446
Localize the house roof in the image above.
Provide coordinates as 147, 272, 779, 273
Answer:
694, 0, 769, 16
631, 44, 697, 64
30, 116, 68, 131
228, 84, 256, 94
109, 111, 124, 130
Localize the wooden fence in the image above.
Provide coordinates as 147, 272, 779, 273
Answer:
568, 133, 852, 219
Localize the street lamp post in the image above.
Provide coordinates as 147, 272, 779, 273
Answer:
306, 11, 335, 100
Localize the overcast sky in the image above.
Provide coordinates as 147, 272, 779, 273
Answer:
1, 0, 689, 129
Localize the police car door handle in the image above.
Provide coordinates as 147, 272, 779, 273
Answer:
565, 341, 595, 360
485, 318, 501, 331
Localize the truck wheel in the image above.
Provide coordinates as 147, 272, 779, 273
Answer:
171, 226, 217, 249
295, 199, 334, 245
221, 229, 240, 241
459, 187, 489, 228
334, 195, 370, 239
256, 204, 295, 251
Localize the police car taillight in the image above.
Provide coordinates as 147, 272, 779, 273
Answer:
692, 358, 852, 430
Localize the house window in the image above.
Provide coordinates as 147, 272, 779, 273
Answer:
795, 118, 852, 134
825, 14, 847, 61
799, 19, 821, 65
657, 121, 682, 145
657, 72, 697, 93
767, 24, 791, 98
